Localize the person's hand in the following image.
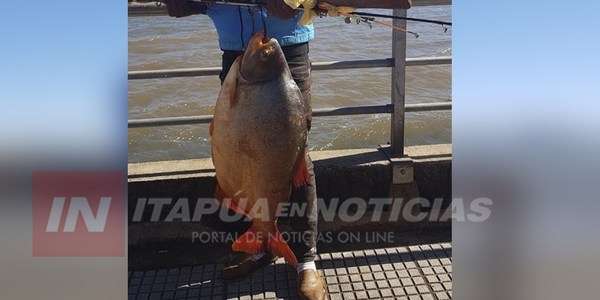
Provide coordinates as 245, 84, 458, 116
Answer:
267, 0, 296, 20
164, 0, 202, 18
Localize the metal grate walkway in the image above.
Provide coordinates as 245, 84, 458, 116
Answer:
128, 242, 452, 300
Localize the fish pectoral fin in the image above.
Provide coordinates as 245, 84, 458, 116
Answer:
292, 152, 311, 188
232, 225, 264, 254
218, 56, 241, 109
268, 226, 298, 268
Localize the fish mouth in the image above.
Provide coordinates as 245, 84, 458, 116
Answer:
241, 31, 278, 66
248, 30, 276, 52
261, 30, 271, 44
239, 31, 283, 82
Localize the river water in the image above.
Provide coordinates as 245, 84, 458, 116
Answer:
128, 5, 451, 163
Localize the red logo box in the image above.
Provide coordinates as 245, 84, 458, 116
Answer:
32, 172, 125, 256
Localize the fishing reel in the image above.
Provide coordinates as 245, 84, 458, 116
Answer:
344, 15, 374, 29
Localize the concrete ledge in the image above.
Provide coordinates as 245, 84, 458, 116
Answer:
128, 145, 451, 178
129, 145, 450, 238
128, 145, 451, 269
128, 158, 216, 182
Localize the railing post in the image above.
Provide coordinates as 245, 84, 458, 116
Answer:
386, 8, 419, 200
391, 8, 407, 157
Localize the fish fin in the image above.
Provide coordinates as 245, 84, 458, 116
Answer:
214, 183, 248, 217
232, 225, 264, 254
218, 57, 240, 108
292, 152, 311, 188
268, 225, 298, 267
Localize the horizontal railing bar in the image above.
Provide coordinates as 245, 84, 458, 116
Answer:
405, 56, 452, 66
405, 102, 451, 112
128, 115, 213, 128
128, 102, 451, 128
312, 104, 392, 117
412, 0, 451, 6
312, 58, 393, 71
128, 57, 451, 80
128, 67, 220, 80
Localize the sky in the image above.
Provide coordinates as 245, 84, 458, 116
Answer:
1, 1, 600, 299
1, 2, 127, 168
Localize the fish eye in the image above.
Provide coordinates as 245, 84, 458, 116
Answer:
260, 49, 270, 61
260, 46, 274, 61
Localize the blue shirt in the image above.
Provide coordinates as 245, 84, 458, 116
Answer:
206, 4, 314, 51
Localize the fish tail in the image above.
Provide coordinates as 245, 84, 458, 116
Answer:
268, 225, 298, 268
232, 225, 263, 254
231, 224, 298, 268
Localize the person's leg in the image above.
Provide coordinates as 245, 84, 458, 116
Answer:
288, 154, 318, 262
284, 42, 313, 131
283, 42, 326, 300
282, 42, 317, 264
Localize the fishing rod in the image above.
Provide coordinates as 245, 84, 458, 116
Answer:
347, 11, 450, 34
350, 11, 451, 26
179, 0, 413, 9
335, 11, 420, 38
160, 0, 450, 27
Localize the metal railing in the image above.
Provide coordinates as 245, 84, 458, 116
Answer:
128, 57, 451, 80
128, 0, 452, 157
128, 102, 451, 128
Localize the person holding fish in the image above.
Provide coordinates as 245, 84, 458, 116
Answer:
164, 1, 325, 299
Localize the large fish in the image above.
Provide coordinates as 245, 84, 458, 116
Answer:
209, 31, 310, 267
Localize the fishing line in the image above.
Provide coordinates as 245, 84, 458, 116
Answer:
259, 5, 268, 37
248, 6, 256, 34
370, 18, 419, 38
238, 6, 246, 48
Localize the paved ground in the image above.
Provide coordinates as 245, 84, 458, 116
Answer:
128, 242, 452, 300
